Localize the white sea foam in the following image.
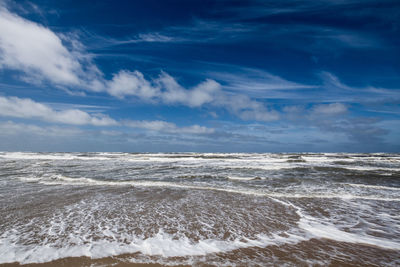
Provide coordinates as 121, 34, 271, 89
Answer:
0, 226, 305, 265
281, 200, 400, 251
344, 183, 400, 191
0, 152, 77, 160
2, 152, 398, 174
1, 198, 397, 265
18, 175, 400, 202
227, 176, 258, 181
340, 166, 400, 172
0, 152, 112, 161
298, 213, 400, 250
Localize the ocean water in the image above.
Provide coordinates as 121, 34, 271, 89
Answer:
0, 152, 399, 266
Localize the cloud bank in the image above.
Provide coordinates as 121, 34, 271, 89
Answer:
0, 96, 117, 126
0, 96, 213, 134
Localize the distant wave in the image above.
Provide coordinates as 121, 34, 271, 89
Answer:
344, 183, 400, 191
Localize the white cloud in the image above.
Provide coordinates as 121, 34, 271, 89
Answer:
157, 72, 220, 107
0, 96, 118, 126
0, 96, 215, 134
0, 120, 85, 137
124, 120, 214, 134
104, 70, 278, 121
180, 124, 215, 134
0, 7, 83, 85
105, 71, 221, 108
216, 93, 279, 121
283, 103, 347, 120
107, 70, 157, 99
312, 103, 347, 115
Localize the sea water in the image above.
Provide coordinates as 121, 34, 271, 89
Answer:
0, 152, 399, 266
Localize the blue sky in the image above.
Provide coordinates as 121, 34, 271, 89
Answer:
0, 0, 399, 152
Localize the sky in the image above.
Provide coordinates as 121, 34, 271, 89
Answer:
0, 0, 399, 152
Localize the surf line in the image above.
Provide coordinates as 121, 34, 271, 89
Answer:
22, 175, 400, 202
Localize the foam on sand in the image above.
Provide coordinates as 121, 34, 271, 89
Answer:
0, 223, 305, 264
292, 203, 400, 251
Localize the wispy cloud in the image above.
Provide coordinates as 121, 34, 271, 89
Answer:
87, 0, 388, 52
90, 32, 179, 47
131, 33, 175, 43
96, 18, 380, 50
205, 65, 316, 98
319, 71, 400, 102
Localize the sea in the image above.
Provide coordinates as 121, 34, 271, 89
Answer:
0, 152, 399, 266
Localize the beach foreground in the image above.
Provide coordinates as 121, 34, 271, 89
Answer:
0, 152, 399, 266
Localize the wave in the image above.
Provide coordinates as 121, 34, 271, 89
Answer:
18, 175, 400, 202
227, 176, 263, 181
0, 152, 78, 160
0, 152, 116, 161
298, 211, 400, 250
344, 183, 400, 191
272, 199, 400, 251
0, 209, 305, 265
0, 230, 306, 265
1, 202, 397, 266
2, 153, 399, 174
